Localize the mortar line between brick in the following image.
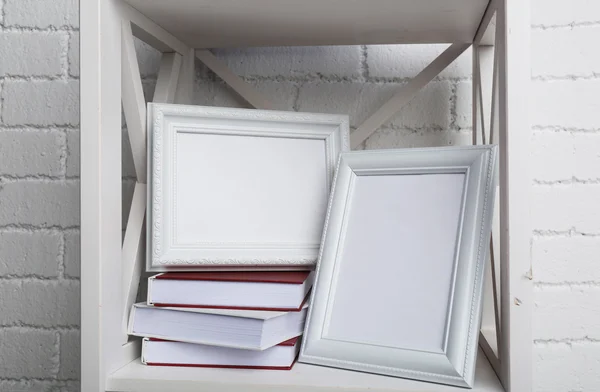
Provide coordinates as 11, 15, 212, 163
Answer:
57, 232, 66, 280
0, 79, 3, 124
534, 337, 600, 346
532, 125, 600, 133
533, 74, 600, 81
0, 325, 80, 331
535, 281, 600, 289
60, 31, 70, 80
291, 82, 301, 112
0, 75, 78, 82
195, 74, 471, 85
0, 377, 79, 383
0, 175, 79, 183
52, 331, 61, 378
0, 275, 79, 282
59, 129, 69, 178
533, 228, 600, 238
533, 178, 600, 186
1, 26, 79, 33
0, 0, 4, 27
532, 21, 600, 30
448, 80, 459, 129
0, 225, 80, 233
0, 124, 79, 131
0, 226, 79, 235
360, 45, 369, 81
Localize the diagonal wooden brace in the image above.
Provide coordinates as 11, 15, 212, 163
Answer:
351, 43, 470, 149
121, 36, 184, 343
153, 53, 183, 103
121, 183, 146, 344
122, 20, 148, 183
196, 49, 275, 110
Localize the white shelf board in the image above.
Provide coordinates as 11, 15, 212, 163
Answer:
122, 0, 490, 48
107, 348, 503, 392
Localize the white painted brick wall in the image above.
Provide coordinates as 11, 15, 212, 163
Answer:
0, 0, 598, 390
0, 32, 63, 77
2, 81, 79, 126
531, 0, 600, 388
1, 0, 79, 388
4, 0, 78, 28
0, 329, 56, 378
367, 45, 472, 80
213, 46, 363, 79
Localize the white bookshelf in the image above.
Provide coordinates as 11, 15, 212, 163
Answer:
80, 0, 531, 391
108, 349, 502, 392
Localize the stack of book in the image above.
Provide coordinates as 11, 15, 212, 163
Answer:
128, 270, 314, 370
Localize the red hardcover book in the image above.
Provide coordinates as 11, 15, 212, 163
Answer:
148, 271, 314, 311
142, 336, 301, 370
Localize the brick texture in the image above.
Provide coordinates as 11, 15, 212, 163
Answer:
4, 0, 78, 28
0, 329, 56, 378
0, 0, 598, 389
63, 231, 80, 278
2, 81, 79, 126
531, 3, 600, 385
0, 130, 64, 177
535, 342, 600, 392
532, 185, 600, 233
533, 235, 600, 283
0, 181, 80, 227
532, 0, 600, 26
367, 44, 472, 80
58, 330, 79, 379
0, 280, 79, 327
213, 46, 362, 78
535, 287, 600, 340
0, 232, 61, 277
532, 26, 600, 78
0, 32, 63, 77
532, 80, 600, 130
68, 32, 79, 78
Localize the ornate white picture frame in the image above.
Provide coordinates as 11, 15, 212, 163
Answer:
147, 103, 349, 271
299, 146, 497, 388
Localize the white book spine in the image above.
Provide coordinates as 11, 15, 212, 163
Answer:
141, 338, 149, 365
146, 273, 163, 305
126, 303, 137, 334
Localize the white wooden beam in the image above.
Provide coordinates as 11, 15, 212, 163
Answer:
479, 329, 501, 377
153, 53, 182, 104
487, 34, 502, 337
195, 50, 275, 110
498, 0, 533, 390
472, 47, 485, 145
490, 39, 501, 147
481, 251, 499, 350
474, 0, 498, 46
474, 39, 502, 364
175, 48, 195, 105
118, 1, 189, 54
491, 187, 502, 334
351, 43, 470, 149
479, 46, 495, 144
121, 20, 147, 183
81, 0, 129, 389
121, 183, 146, 344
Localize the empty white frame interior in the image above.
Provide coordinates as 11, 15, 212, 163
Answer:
148, 104, 349, 270
300, 146, 498, 388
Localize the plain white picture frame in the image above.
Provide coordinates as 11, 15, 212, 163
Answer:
299, 146, 498, 388
147, 104, 349, 271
